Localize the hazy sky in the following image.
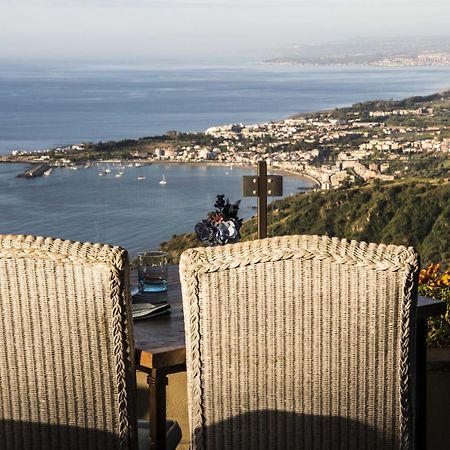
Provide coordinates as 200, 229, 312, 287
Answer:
0, 0, 449, 63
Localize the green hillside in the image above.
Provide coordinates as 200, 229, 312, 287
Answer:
160, 180, 450, 268
297, 89, 450, 125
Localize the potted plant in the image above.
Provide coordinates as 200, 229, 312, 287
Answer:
194, 195, 243, 246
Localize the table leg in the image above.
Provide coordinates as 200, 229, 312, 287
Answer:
416, 319, 427, 450
148, 369, 168, 450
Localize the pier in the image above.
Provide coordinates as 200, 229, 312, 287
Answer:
17, 164, 50, 179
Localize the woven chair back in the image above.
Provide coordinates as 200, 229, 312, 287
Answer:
180, 235, 419, 450
0, 235, 137, 450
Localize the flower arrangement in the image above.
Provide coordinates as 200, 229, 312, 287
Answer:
195, 195, 243, 246
419, 263, 450, 347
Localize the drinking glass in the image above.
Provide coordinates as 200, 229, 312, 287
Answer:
138, 251, 168, 293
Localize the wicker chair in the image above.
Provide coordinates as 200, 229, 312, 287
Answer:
180, 235, 419, 450
0, 235, 181, 450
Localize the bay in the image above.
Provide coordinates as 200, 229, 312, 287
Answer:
0, 162, 314, 255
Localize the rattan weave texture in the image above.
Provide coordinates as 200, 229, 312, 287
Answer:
0, 235, 137, 450
180, 235, 419, 450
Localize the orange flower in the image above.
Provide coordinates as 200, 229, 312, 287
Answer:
419, 263, 440, 285
437, 271, 450, 287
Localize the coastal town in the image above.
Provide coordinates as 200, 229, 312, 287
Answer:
2, 91, 449, 188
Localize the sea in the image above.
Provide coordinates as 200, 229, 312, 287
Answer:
1, 62, 450, 252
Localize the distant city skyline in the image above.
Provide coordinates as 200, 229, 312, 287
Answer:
0, 0, 450, 64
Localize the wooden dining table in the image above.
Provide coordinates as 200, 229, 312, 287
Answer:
131, 265, 446, 450
132, 265, 186, 450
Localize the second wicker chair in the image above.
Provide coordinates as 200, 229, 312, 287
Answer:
180, 234, 419, 450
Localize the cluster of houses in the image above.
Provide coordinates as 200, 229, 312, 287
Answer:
152, 111, 448, 188
369, 107, 433, 118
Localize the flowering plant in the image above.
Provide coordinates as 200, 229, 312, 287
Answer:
195, 195, 243, 246
419, 263, 450, 347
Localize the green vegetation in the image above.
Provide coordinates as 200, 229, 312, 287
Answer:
295, 90, 450, 136
161, 180, 450, 269
45, 131, 222, 163
386, 155, 450, 179
305, 90, 450, 122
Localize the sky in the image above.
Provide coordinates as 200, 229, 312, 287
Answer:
0, 0, 449, 64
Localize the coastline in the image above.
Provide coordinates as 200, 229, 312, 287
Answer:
274, 168, 321, 187
3, 87, 448, 192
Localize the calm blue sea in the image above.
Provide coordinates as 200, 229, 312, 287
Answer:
1, 63, 450, 153
1, 63, 450, 251
0, 162, 313, 255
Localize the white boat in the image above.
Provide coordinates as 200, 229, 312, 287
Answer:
43, 168, 53, 176
136, 176, 146, 181
98, 171, 107, 176
105, 167, 111, 173
115, 171, 124, 178
159, 174, 167, 185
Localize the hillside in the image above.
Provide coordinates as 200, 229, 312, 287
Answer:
294, 89, 450, 125
160, 180, 450, 268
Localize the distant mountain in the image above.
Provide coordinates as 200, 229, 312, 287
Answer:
265, 36, 450, 66
161, 180, 450, 268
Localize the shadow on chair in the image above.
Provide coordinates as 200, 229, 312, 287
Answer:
198, 410, 397, 449
0, 420, 120, 449
0, 419, 181, 450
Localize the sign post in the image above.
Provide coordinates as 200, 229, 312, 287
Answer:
242, 161, 283, 239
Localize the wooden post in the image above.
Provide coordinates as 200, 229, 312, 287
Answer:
257, 161, 268, 239
242, 161, 283, 240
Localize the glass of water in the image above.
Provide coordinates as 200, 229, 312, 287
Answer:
138, 251, 168, 293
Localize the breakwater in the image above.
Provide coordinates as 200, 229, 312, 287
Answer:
16, 164, 50, 179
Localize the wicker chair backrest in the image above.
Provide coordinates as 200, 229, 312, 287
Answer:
180, 235, 419, 450
0, 235, 137, 450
